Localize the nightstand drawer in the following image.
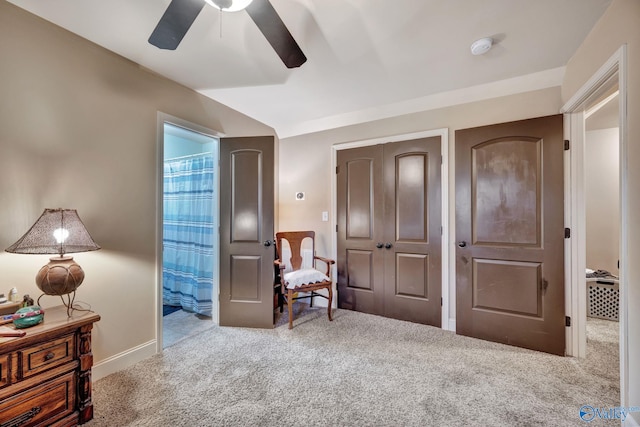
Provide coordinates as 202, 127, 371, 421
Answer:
0, 370, 76, 427
20, 335, 74, 379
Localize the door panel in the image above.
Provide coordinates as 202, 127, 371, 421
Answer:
383, 138, 441, 326
396, 154, 428, 241
219, 136, 274, 328
337, 146, 384, 314
230, 150, 261, 242
472, 259, 542, 316
230, 255, 261, 301
337, 137, 441, 326
346, 158, 376, 239
346, 249, 374, 290
455, 115, 564, 355
396, 253, 429, 298
473, 137, 541, 246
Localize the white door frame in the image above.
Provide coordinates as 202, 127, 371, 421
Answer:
560, 45, 628, 405
330, 128, 452, 330
155, 112, 224, 353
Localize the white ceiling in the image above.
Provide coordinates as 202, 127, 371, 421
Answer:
8, 0, 611, 138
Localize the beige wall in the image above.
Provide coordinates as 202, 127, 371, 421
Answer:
279, 86, 563, 318
562, 0, 640, 415
0, 1, 274, 372
585, 128, 620, 275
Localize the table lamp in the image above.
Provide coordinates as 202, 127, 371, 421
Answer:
5, 208, 100, 316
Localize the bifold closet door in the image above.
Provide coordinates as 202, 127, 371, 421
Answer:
337, 137, 442, 326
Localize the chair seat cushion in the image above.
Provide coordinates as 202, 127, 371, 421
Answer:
283, 268, 330, 289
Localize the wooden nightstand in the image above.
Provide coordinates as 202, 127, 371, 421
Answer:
0, 306, 100, 426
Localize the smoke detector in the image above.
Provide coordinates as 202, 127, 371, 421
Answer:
470, 37, 493, 55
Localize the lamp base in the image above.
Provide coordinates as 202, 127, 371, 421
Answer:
37, 291, 77, 317
35, 256, 85, 317
36, 256, 85, 296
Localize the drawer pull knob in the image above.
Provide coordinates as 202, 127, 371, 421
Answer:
44, 352, 55, 361
0, 406, 41, 427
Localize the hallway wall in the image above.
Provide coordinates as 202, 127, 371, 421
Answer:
585, 128, 620, 275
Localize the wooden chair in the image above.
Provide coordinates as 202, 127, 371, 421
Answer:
275, 231, 335, 329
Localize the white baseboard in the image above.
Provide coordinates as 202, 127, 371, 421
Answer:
92, 340, 157, 381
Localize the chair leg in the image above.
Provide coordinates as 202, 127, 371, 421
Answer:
327, 285, 333, 321
288, 289, 294, 330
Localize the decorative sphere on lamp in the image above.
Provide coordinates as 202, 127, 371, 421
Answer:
36, 256, 85, 296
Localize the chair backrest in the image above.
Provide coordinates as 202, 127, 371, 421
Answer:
275, 231, 315, 271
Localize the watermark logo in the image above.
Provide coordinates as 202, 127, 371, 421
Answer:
579, 405, 640, 422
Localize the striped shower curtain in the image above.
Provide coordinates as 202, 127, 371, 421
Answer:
163, 153, 214, 316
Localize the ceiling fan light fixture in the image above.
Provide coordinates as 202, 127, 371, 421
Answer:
205, 0, 254, 12
470, 37, 493, 55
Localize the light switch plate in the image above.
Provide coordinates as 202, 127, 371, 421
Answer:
322, 211, 329, 222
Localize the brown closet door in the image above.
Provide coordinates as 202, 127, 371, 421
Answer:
383, 137, 442, 326
455, 115, 565, 355
336, 145, 385, 316
219, 136, 274, 328
337, 137, 442, 326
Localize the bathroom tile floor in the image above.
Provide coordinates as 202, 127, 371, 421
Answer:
162, 309, 215, 349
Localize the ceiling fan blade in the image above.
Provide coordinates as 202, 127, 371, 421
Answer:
149, 0, 206, 50
245, 0, 307, 68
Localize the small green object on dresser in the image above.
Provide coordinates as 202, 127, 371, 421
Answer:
12, 305, 45, 329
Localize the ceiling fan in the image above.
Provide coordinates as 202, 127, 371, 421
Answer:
148, 0, 307, 68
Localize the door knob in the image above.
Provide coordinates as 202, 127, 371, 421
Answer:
384, 243, 392, 249
263, 240, 273, 247
376, 242, 384, 249
457, 241, 467, 248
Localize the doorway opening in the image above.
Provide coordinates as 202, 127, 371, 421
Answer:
156, 114, 222, 350
561, 45, 628, 407
584, 87, 620, 382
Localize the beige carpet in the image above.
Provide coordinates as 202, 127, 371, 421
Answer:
87, 309, 619, 426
